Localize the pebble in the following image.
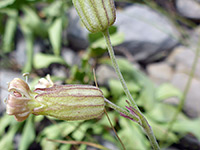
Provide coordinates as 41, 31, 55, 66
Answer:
176, 0, 200, 20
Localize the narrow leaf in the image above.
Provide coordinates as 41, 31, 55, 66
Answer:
3, 10, 17, 53
0, 123, 21, 150
91, 32, 124, 49
19, 115, 35, 150
0, 0, 15, 9
156, 83, 183, 101
48, 18, 62, 56
33, 53, 66, 69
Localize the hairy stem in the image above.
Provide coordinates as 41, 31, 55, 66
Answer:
103, 29, 160, 150
104, 108, 126, 150
102, 30, 138, 110
104, 98, 139, 122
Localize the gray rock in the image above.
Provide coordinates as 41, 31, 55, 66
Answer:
176, 0, 200, 20
61, 48, 80, 66
96, 65, 117, 86
14, 134, 21, 150
115, 4, 180, 63
13, 38, 44, 68
14, 38, 26, 68
0, 70, 21, 114
166, 46, 185, 65
147, 62, 174, 85
171, 73, 200, 118
51, 65, 68, 78
167, 46, 200, 79
67, 8, 89, 50
166, 44, 200, 117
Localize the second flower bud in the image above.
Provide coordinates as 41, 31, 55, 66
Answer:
72, 0, 116, 33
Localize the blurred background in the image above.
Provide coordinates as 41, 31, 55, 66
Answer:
0, 0, 200, 150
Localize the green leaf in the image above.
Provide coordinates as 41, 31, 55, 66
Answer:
22, 6, 47, 37
0, 123, 21, 150
40, 139, 58, 150
102, 132, 116, 144
100, 58, 145, 86
19, 115, 35, 150
0, 114, 14, 136
115, 59, 156, 110
98, 112, 116, 127
39, 123, 67, 139
148, 119, 178, 143
38, 122, 79, 140
60, 144, 71, 150
38, 122, 79, 150
43, 0, 63, 17
108, 79, 124, 99
0, 0, 15, 9
118, 59, 156, 110
99, 87, 110, 98
48, 18, 62, 56
88, 26, 117, 43
155, 83, 183, 101
72, 122, 91, 141
91, 32, 124, 49
146, 103, 187, 123
137, 83, 155, 111
172, 118, 200, 141
34, 115, 44, 122
118, 118, 150, 150
33, 53, 66, 69
2, 10, 17, 53
20, 22, 34, 73
100, 58, 156, 110
108, 79, 140, 99
79, 144, 87, 150
92, 125, 103, 135
62, 122, 80, 136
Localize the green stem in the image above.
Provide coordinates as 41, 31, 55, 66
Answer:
105, 98, 160, 150
103, 29, 160, 150
104, 108, 126, 150
161, 38, 200, 147
102, 29, 138, 110
104, 98, 139, 123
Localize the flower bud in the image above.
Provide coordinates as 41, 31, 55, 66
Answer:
72, 0, 116, 33
34, 74, 54, 89
6, 77, 105, 122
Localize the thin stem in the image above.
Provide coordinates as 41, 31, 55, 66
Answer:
104, 98, 139, 122
102, 29, 138, 110
161, 38, 200, 147
104, 109, 126, 150
103, 29, 160, 150
105, 98, 160, 150
46, 139, 110, 150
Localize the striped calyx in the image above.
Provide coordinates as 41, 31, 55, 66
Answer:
34, 85, 105, 121
72, 0, 116, 33
6, 77, 105, 122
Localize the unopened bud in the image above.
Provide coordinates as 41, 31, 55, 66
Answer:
72, 0, 116, 33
